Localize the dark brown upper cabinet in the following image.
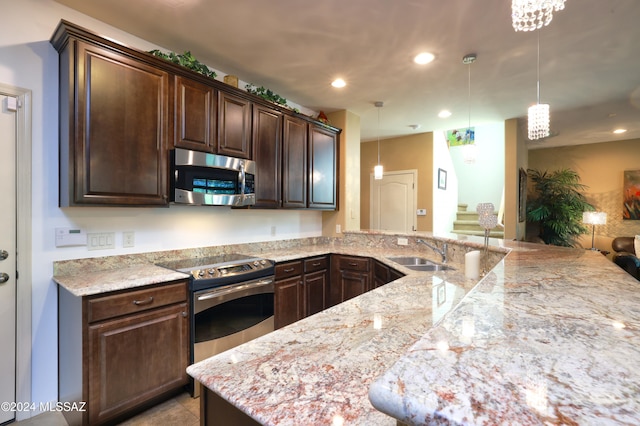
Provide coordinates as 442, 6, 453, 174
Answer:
52, 22, 170, 206
174, 75, 217, 152
51, 20, 340, 208
252, 103, 283, 208
217, 91, 252, 159
282, 115, 308, 209
308, 124, 338, 210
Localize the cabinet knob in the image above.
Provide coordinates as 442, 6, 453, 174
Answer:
182, 311, 187, 318
0, 273, 8, 284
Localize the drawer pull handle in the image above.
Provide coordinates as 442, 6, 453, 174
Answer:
349, 262, 358, 266
283, 267, 295, 273
133, 296, 154, 306
312, 262, 321, 266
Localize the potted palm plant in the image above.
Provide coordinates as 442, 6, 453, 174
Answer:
526, 168, 595, 247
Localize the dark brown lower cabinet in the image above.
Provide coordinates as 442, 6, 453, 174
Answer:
274, 256, 329, 329
330, 255, 371, 307
302, 256, 329, 317
274, 260, 304, 329
59, 280, 190, 426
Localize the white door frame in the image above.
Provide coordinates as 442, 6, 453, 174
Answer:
0, 82, 33, 420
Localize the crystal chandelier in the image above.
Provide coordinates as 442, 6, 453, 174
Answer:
512, 0, 566, 32
528, 31, 550, 140
374, 101, 384, 180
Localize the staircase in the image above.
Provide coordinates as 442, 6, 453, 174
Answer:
452, 204, 504, 238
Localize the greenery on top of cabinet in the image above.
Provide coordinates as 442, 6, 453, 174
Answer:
149, 50, 217, 79
245, 84, 288, 106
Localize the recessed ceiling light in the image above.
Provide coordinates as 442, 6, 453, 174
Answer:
331, 78, 346, 88
438, 110, 452, 118
414, 52, 435, 65
613, 128, 627, 134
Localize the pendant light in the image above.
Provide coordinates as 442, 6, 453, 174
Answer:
512, 0, 566, 32
374, 101, 384, 180
462, 53, 477, 164
528, 30, 550, 140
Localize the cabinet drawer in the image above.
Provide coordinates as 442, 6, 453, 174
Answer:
87, 281, 188, 323
304, 256, 328, 273
275, 261, 303, 279
338, 256, 370, 272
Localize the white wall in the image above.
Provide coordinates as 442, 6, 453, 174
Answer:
448, 122, 505, 212
1, 0, 322, 408
432, 131, 458, 234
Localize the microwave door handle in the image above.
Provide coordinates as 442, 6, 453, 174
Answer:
239, 164, 246, 195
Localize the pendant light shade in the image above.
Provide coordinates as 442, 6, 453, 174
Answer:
528, 103, 550, 140
374, 101, 384, 180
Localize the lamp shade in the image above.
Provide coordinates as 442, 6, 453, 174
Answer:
583, 211, 607, 225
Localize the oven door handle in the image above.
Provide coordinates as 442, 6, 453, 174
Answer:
196, 278, 274, 301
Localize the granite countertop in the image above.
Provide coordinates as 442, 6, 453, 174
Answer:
54, 263, 189, 297
186, 236, 640, 426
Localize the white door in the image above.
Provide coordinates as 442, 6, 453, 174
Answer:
370, 170, 417, 232
0, 95, 17, 423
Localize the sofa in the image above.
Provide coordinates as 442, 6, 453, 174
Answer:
612, 237, 640, 280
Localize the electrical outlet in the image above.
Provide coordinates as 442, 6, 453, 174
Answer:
123, 231, 135, 248
397, 238, 408, 245
336, 224, 342, 234
270, 226, 276, 236
87, 232, 115, 251
416, 209, 427, 216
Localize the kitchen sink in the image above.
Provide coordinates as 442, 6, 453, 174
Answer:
404, 264, 454, 272
386, 256, 436, 266
386, 256, 454, 272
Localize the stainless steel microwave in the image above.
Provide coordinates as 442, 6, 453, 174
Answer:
170, 148, 256, 206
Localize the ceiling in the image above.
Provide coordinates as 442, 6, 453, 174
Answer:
55, 0, 640, 149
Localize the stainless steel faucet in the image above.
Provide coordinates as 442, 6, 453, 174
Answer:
416, 239, 448, 263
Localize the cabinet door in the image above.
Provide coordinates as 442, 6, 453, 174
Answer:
87, 303, 188, 425
252, 104, 282, 208
217, 91, 252, 158
373, 260, 391, 289
274, 276, 302, 329
308, 124, 338, 210
64, 41, 169, 206
303, 269, 328, 317
335, 270, 369, 304
282, 115, 308, 208
174, 75, 216, 152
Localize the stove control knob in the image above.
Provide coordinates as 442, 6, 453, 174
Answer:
260, 260, 267, 265
197, 270, 204, 278
208, 269, 215, 276
253, 261, 259, 266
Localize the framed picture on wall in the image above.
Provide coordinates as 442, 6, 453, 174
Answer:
438, 168, 447, 190
623, 170, 640, 220
519, 168, 527, 222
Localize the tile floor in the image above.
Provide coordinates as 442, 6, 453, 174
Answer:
14, 392, 199, 426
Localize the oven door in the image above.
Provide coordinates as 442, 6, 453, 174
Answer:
192, 276, 274, 367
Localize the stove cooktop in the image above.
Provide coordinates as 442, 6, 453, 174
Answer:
158, 253, 275, 286
158, 253, 258, 272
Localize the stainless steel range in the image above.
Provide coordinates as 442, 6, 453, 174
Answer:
159, 253, 275, 396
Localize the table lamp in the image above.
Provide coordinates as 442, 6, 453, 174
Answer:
582, 211, 607, 250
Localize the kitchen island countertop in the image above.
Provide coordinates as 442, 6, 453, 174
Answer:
187, 233, 640, 425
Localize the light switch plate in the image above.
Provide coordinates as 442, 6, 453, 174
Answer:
417, 209, 427, 216
87, 232, 115, 251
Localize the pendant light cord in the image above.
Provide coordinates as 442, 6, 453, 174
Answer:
377, 104, 381, 164
536, 29, 541, 105
468, 60, 471, 135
